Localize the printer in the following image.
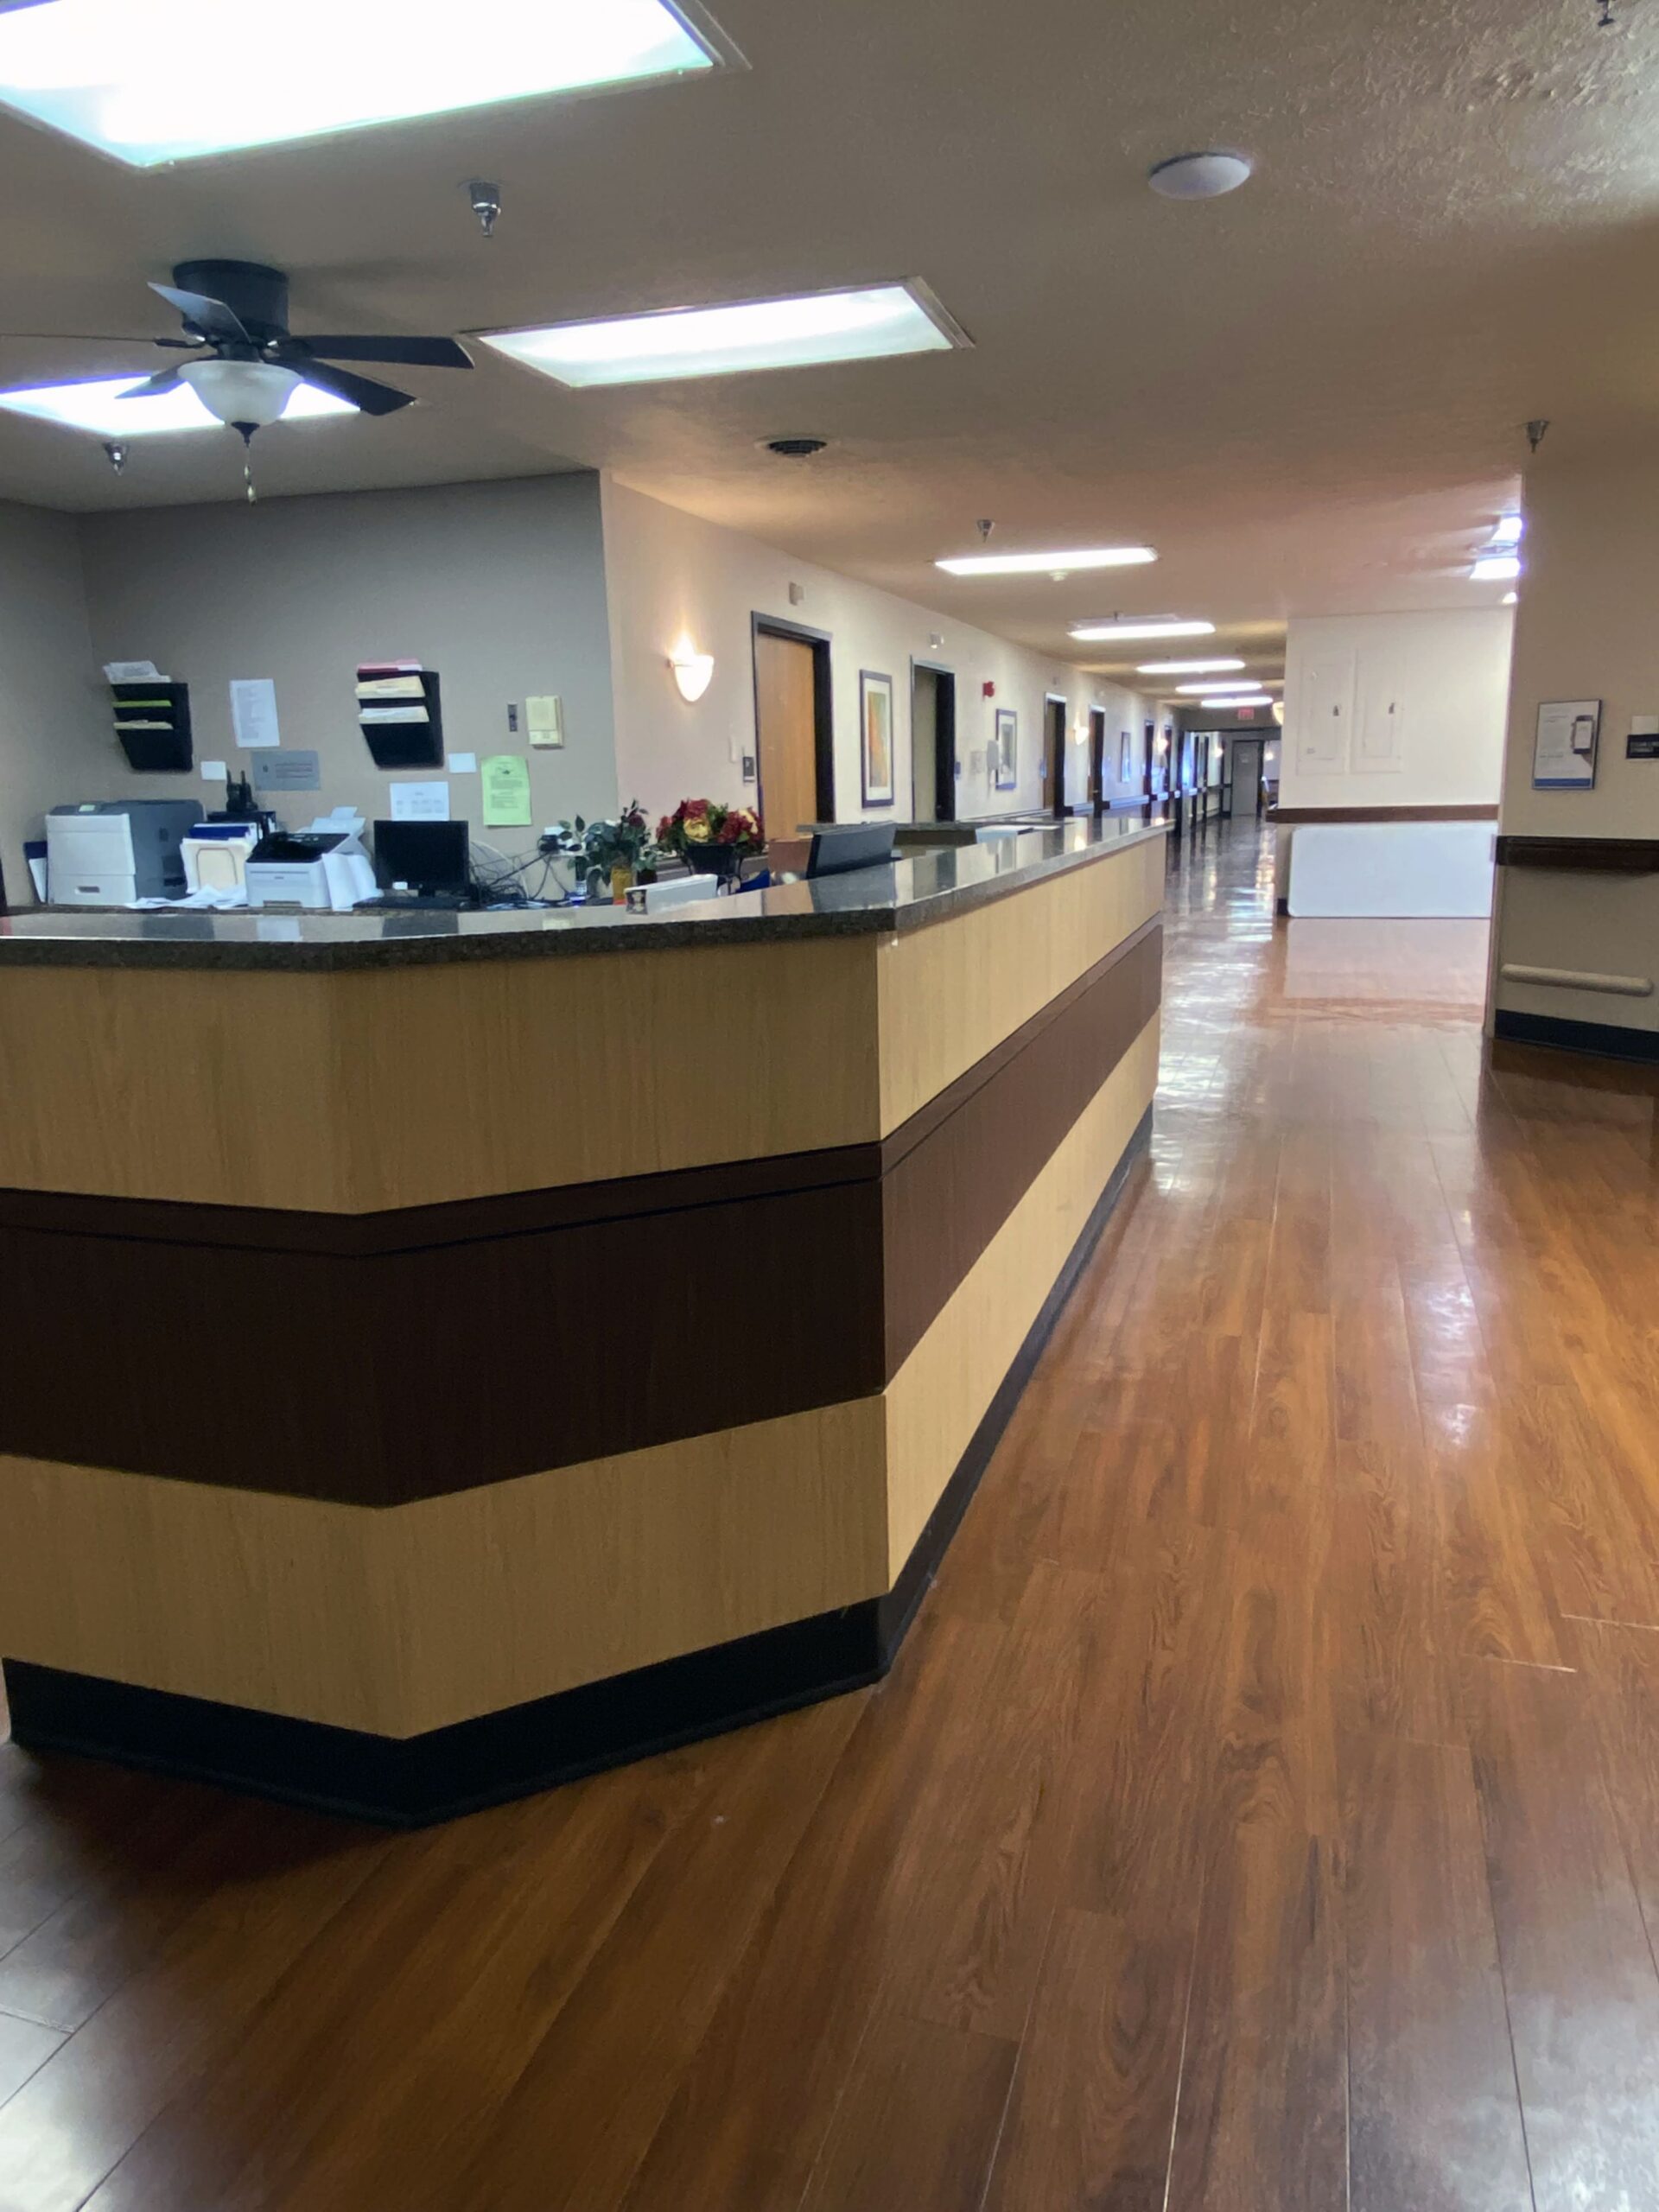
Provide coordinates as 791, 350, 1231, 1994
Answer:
245, 811, 377, 911
46, 801, 200, 905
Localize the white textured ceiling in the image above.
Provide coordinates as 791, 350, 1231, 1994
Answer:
2, 0, 1653, 680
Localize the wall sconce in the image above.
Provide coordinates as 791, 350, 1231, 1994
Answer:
669, 645, 715, 703
1271, 700, 1286, 726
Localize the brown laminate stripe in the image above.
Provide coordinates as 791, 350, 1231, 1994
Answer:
0, 925, 1160, 1505
1494, 836, 1659, 874
1270, 805, 1499, 824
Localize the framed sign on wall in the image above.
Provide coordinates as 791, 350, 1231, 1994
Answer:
1532, 697, 1600, 789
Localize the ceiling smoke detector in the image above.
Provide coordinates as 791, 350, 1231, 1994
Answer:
1147, 150, 1253, 200
762, 435, 829, 457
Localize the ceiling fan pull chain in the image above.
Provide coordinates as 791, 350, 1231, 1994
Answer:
244, 454, 257, 504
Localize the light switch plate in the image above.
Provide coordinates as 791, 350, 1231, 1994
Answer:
526, 695, 563, 747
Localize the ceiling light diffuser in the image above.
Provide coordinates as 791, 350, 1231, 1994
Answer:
936, 545, 1156, 577
1147, 151, 1253, 200
1175, 677, 1262, 695
1200, 694, 1273, 709
1470, 554, 1521, 582
1137, 658, 1244, 675
1489, 513, 1523, 547
0, 374, 356, 436
480, 283, 964, 389
0, 0, 727, 166
1503, 590, 1518, 605
1069, 619, 1214, 642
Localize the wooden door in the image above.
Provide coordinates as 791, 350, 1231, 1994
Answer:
754, 632, 821, 837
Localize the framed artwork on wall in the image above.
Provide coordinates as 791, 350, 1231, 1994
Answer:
1118, 731, 1132, 782
995, 707, 1018, 791
860, 669, 895, 806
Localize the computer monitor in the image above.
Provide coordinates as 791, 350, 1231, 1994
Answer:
805, 823, 897, 879
372, 819, 472, 898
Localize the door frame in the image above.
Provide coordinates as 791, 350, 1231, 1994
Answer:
1087, 707, 1107, 817
1044, 693, 1070, 820
909, 657, 958, 823
751, 613, 836, 828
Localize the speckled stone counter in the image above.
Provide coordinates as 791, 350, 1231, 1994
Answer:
0, 816, 1166, 970
0, 813, 1166, 1823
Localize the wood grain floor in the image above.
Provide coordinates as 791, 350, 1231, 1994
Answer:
5, 813, 1659, 2210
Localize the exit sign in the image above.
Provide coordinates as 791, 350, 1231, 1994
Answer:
1236, 704, 1257, 719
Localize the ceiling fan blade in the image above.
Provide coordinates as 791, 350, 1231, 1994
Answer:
288, 334, 473, 369
118, 367, 184, 397
294, 359, 415, 416
149, 282, 251, 346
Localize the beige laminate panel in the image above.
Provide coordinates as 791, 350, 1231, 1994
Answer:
0, 1397, 889, 1737
0, 934, 882, 1211
876, 835, 1165, 1134
882, 1011, 1160, 1573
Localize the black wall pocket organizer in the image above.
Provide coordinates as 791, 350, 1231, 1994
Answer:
111, 680, 193, 772
357, 669, 444, 770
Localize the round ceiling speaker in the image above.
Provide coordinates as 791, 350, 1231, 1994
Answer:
1147, 151, 1254, 200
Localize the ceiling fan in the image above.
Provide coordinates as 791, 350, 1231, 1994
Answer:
37, 258, 473, 444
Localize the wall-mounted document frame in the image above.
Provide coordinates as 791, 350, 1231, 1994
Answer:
357, 669, 444, 770
1533, 697, 1600, 790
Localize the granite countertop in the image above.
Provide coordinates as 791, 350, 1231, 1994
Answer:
0, 817, 1167, 972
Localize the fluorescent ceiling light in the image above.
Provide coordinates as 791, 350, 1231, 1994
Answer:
1200, 693, 1273, 709
1489, 513, 1523, 547
1070, 618, 1213, 643
0, 375, 355, 436
1137, 658, 1244, 675
480, 283, 963, 389
1503, 590, 1518, 605
1471, 554, 1521, 582
0, 0, 724, 166
936, 545, 1156, 577
1175, 677, 1265, 695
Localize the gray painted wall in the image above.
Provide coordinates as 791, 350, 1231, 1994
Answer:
73, 473, 619, 868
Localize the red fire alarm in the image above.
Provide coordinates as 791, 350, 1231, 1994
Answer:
982, 680, 996, 699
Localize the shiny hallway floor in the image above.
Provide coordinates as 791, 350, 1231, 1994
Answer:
4, 815, 1659, 2209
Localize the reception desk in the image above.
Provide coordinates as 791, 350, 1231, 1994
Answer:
0, 818, 1166, 1821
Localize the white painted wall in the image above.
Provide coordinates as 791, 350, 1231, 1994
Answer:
1281, 608, 1513, 810
0, 500, 120, 902
1491, 445, 1659, 1041
601, 478, 1165, 826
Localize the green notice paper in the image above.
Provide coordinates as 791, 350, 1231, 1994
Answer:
480, 753, 531, 828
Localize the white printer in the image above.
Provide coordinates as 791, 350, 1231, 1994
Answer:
245, 812, 377, 911
46, 801, 200, 905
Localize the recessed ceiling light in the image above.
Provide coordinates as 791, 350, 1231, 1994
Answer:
1471, 554, 1521, 582
480, 282, 965, 389
937, 544, 1156, 577
1503, 590, 1518, 605
1200, 693, 1273, 709
1069, 618, 1214, 642
1147, 151, 1253, 200
0, 0, 728, 166
1137, 658, 1244, 675
0, 374, 356, 436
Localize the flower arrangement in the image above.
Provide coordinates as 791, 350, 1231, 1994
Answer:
654, 798, 765, 866
582, 803, 651, 880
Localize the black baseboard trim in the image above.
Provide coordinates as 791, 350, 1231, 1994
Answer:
1494, 1008, 1659, 1066
4, 1107, 1154, 1828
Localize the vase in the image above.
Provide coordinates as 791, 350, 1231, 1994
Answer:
685, 844, 739, 880
610, 865, 636, 904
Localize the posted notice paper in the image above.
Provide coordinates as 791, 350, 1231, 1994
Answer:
390, 779, 452, 823
481, 753, 532, 828
229, 677, 281, 749
1532, 698, 1600, 789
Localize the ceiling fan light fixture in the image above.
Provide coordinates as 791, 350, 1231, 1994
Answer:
178, 358, 302, 428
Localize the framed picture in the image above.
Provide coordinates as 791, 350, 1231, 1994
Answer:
1532, 697, 1600, 790
860, 669, 895, 807
1118, 731, 1132, 782
994, 707, 1018, 791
